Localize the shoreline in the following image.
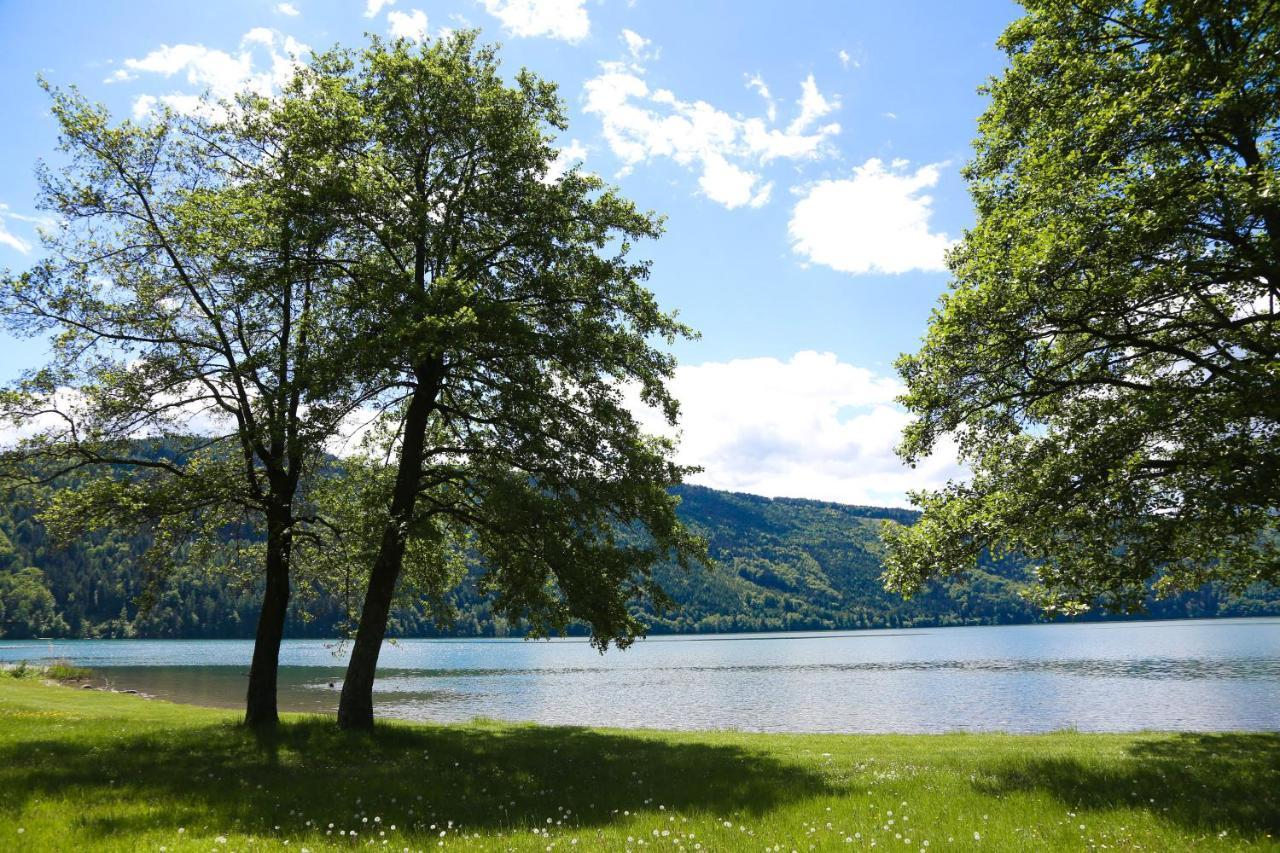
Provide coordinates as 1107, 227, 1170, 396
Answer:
2, 613, 1278, 646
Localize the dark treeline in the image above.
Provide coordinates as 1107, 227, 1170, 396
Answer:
3, 480, 1277, 640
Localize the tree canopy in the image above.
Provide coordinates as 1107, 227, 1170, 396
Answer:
884, 0, 1280, 614
295, 34, 707, 728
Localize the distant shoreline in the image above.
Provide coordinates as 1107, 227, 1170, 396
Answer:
3, 612, 1279, 645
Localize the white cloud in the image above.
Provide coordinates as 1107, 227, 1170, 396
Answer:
387, 9, 429, 41
0, 204, 34, 254
620, 29, 654, 63
325, 405, 387, 458
583, 65, 840, 209
276, 2, 300, 15
131, 94, 159, 120
365, 0, 395, 17
0, 382, 238, 450
745, 73, 776, 122
788, 74, 838, 134
0, 223, 31, 254
698, 153, 771, 209
789, 158, 953, 274
544, 138, 587, 183
0, 388, 82, 448
631, 351, 963, 507
111, 43, 248, 88
480, 0, 589, 42
115, 29, 310, 118
838, 49, 856, 69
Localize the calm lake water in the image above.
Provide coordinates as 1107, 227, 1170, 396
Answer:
3, 617, 1278, 733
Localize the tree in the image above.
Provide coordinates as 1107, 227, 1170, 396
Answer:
0, 567, 69, 638
883, 0, 1280, 614
0, 75, 363, 725
309, 34, 708, 729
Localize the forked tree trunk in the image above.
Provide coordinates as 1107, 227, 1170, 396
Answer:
337, 372, 439, 730
245, 506, 292, 728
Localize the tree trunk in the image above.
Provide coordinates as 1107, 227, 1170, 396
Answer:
337, 369, 441, 730
245, 506, 292, 728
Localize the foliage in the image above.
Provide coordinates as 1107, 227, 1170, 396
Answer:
307, 454, 469, 636
1, 660, 94, 680
0, 567, 68, 639
2, 678, 1277, 850
0, 66, 392, 722
304, 33, 706, 664
0, 662, 29, 678
41, 659, 92, 680
885, 0, 1280, 614
2, 477, 1276, 641
0, 465, 346, 639
248, 33, 717, 727
0, 83, 351, 574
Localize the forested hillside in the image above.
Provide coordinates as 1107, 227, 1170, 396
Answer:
1, 482, 1277, 639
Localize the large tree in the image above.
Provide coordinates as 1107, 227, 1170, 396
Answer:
311, 34, 707, 729
0, 528, 69, 639
0, 567, 69, 639
884, 0, 1280, 613
0, 76, 363, 725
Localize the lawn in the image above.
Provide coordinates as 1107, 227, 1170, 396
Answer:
0, 676, 1276, 851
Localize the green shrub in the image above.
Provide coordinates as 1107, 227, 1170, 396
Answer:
0, 662, 30, 679
43, 659, 91, 680
1, 660, 91, 680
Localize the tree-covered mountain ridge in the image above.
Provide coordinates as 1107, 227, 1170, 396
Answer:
2, 481, 1277, 639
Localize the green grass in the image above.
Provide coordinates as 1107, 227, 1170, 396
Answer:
0, 679, 1276, 851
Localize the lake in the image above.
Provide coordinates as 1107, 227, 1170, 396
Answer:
3, 617, 1278, 733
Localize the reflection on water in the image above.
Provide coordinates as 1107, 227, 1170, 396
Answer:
3, 617, 1278, 733
289, 656, 1280, 682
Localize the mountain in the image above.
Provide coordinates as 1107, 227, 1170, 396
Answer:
1, 480, 1277, 639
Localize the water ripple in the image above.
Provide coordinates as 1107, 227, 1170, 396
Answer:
359, 656, 1280, 684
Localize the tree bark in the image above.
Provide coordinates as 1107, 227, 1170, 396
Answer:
245, 504, 292, 728
337, 365, 442, 730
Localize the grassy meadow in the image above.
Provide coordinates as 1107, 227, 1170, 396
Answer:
0, 674, 1276, 851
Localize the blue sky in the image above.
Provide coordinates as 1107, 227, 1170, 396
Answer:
0, 0, 1021, 506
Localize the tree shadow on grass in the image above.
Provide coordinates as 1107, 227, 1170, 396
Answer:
975, 733, 1280, 839
0, 717, 832, 840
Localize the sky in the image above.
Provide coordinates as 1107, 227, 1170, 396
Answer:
0, 0, 1022, 507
